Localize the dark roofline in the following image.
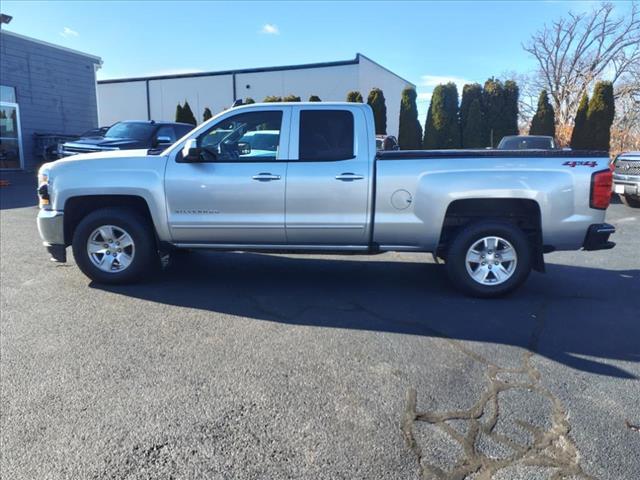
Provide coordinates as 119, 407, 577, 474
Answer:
98, 55, 362, 85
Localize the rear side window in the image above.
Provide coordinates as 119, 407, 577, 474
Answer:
299, 110, 354, 161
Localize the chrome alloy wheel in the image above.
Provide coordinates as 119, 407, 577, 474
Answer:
465, 236, 517, 286
87, 225, 135, 273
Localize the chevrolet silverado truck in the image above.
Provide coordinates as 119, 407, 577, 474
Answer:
37, 102, 615, 297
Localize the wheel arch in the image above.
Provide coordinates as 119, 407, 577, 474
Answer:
63, 195, 157, 247
438, 198, 546, 272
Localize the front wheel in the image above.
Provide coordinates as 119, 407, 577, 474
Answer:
619, 193, 640, 208
445, 221, 532, 298
72, 208, 158, 284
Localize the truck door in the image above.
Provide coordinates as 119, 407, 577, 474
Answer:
165, 107, 291, 244
285, 106, 373, 245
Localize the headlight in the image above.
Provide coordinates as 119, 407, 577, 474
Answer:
37, 169, 50, 208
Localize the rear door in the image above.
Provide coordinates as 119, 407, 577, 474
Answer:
285, 106, 373, 245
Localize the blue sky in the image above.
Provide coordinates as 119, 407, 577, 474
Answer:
2, 0, 632, 121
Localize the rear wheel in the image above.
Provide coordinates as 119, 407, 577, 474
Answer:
72, 208, 157, 284
445, 221, 532, 298
619, 193, 640, 208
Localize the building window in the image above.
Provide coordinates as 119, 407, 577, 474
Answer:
0, 85, 16, 104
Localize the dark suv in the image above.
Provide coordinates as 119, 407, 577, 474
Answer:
57, 121, 194, 158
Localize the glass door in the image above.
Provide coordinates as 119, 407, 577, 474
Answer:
0, 102, 23, 169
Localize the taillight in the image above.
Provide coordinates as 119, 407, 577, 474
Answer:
590, 169, 613, 210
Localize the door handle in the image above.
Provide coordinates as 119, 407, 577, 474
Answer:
335, 173, 364, 182
252, 173, 281, 181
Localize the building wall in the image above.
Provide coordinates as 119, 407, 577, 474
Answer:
235, 64, 359, 104
97, 81, 147, 126
97, 55, 414, 138
149, 75, 234, 123
357, 55, 413, 139
0, 31, 101, 170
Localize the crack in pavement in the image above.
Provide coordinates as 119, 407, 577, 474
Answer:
402, 300, 596, 480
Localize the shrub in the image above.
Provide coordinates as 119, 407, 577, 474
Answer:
346, 91, 364, 103
367, 88, 387, 135
423, 82, 460, 149
309, 95, 321, 102
570, 92, 589, 149
529, 90, 555, 137
398, 87, 422, 149
203, 107, 213, 122
585, 81, 615, 151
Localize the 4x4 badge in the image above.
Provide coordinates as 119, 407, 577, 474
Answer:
563, 161, 597, 168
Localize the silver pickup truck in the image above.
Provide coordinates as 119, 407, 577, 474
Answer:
37, 102, 615, 297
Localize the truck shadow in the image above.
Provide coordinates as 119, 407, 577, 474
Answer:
93, 251, 640, 379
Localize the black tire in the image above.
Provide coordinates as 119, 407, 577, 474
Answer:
619, 194, 640, 208
445, 221, 532, 298
72, 207, 158, 284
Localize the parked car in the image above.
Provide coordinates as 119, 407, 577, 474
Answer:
56, 120, 194, 158
497, 135, 556, 150
37, 102, 615, 297
376, 135, 399, 151
612, 151, 640, 208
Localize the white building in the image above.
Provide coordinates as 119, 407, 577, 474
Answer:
97, 53, 414, 137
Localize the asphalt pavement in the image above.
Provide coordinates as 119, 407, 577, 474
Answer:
1, 177, 639, 479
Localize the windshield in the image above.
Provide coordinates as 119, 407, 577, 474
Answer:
105, 123, 156, 140
498, 137, 554, 150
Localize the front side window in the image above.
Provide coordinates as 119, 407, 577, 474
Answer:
105, 122, 156, 141
299, 110, 354, 161
198, 111, 282, 162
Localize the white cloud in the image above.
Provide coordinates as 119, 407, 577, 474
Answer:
59, 27, 79, 38
260, 23, 280, 35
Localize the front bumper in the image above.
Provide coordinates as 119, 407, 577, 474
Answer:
583, 223, 615, 251
37, 209, 67, 262
612, 173, 640, 196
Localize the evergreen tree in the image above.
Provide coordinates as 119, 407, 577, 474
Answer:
308, 95, 321, 102
346, 91, 364, 103
570, 92, 589, 149
423, 82, 460, 149
175, 103, 184, 123
398, 87, 422, 149
181, 101, 197, 125
244, 97, 255, 104
462, 99, 485, 148
585, 81, 615, 151
529, 90, 555, 137
203, 107, 213, 122
367, 88, 387, 135
282, 95, 301, 102
263, 96, 282, 102
460, 83, 484, 147
483, 78, 505, 147
504, 80, 519, 137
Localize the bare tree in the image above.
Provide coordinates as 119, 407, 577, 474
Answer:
523, 2, 640, 128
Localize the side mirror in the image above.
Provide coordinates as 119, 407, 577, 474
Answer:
155, 135, 172, 146
180, 138, 204, 162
